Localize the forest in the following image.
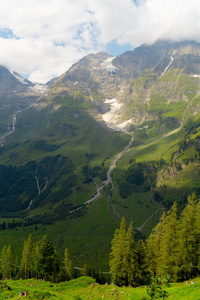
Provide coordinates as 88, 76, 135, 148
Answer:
1, 193, 200, 291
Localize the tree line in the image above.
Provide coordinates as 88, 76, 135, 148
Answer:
109, 193, 200, 286
0, 235, 73, 282
1, 193, 200, 287
0, 235, 105, 283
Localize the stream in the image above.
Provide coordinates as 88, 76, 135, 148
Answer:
0, 103, 35, 146
160, 56, 174, 78
69, 134, 134, 213
27, 176, 49, 210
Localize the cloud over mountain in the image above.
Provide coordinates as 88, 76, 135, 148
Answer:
0, 0, 199, 83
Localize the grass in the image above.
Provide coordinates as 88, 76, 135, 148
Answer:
0, 195, 121, 271
2, 276, 200, 299
117, 127, 182, 168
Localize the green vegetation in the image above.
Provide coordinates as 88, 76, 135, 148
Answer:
2, 277, 200, 299
2, 195, 200, 299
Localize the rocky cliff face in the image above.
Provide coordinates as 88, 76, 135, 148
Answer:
51, 40, 200, 131
0, 66, 30, 95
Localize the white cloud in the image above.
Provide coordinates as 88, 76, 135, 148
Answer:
0, 0, 199, 83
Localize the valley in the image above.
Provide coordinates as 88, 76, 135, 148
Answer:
0, 40, 200, 271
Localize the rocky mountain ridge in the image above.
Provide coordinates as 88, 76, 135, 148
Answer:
50, 40, 200, 131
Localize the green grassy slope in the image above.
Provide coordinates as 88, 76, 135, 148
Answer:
1, 276, 200, 299
0, 94, 131, 269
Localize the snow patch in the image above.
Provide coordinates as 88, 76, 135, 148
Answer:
102, 98, 132, 132
29, 83, 49, 93
101, 57, 116, 73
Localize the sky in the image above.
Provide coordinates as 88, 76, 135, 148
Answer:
0, 0, 200, 83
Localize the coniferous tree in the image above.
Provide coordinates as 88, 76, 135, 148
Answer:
110, 217, 139, 286
157, 203, 178, 280
176, 193, 199, 280
109, 217, 128, 286
19, 234, 33, 279
64, 248, 74, 280
82, 264, 95, 278
124, 222, 137, 286
145, 194, 200, 282
135, 239, 147, 285
34, 235, 61, 280
146, 212, 167, 274
1, 245, 14, 279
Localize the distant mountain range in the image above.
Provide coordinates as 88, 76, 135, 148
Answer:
1, 40, 200, 270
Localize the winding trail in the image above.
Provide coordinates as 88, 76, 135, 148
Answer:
136, 208, 166, 231
69, 134, 134, 214
69, 116, 182, 216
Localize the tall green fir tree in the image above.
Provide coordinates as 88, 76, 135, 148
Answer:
109, 217, 138, 286
64, 247, 74, 280
0, 245, 14, 279
109, 217, 127, 286
34, 235, 61, 281
135, 239, 147, 285
124, 222, 137, 286
19, 234, 33, 279
176, 193, 200, 280
146, 212, 167, 274
156, 202, 179, 280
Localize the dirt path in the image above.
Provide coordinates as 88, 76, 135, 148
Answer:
136, 208, 166, 231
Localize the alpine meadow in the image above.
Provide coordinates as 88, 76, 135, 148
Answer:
1, 40, 200, 299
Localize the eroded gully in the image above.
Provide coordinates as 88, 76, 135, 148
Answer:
0, 103, 35, 146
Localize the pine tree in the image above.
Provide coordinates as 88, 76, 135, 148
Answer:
176, 193, 199, 280
124, 222, 137, 286
135, 239, 147, 285
34, 235, 61, 280
157, 202, 178, 280
19, 234, 33, 279
1, 245, 14, 279
195, 198, 200, 274
109, 217, 128, 286
64, 248, 74, 280
146, 212, 167, 274
82, 264, 95, 278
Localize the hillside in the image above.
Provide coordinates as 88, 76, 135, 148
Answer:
0, 40, 200, 269
1, 277, 200, 299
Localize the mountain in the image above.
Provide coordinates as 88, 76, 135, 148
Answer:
53, 40, 200, 130
0, 66, 50, 138
1, 40, 200, 270
0, 66, 32, 95
112, 40, 200, 78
